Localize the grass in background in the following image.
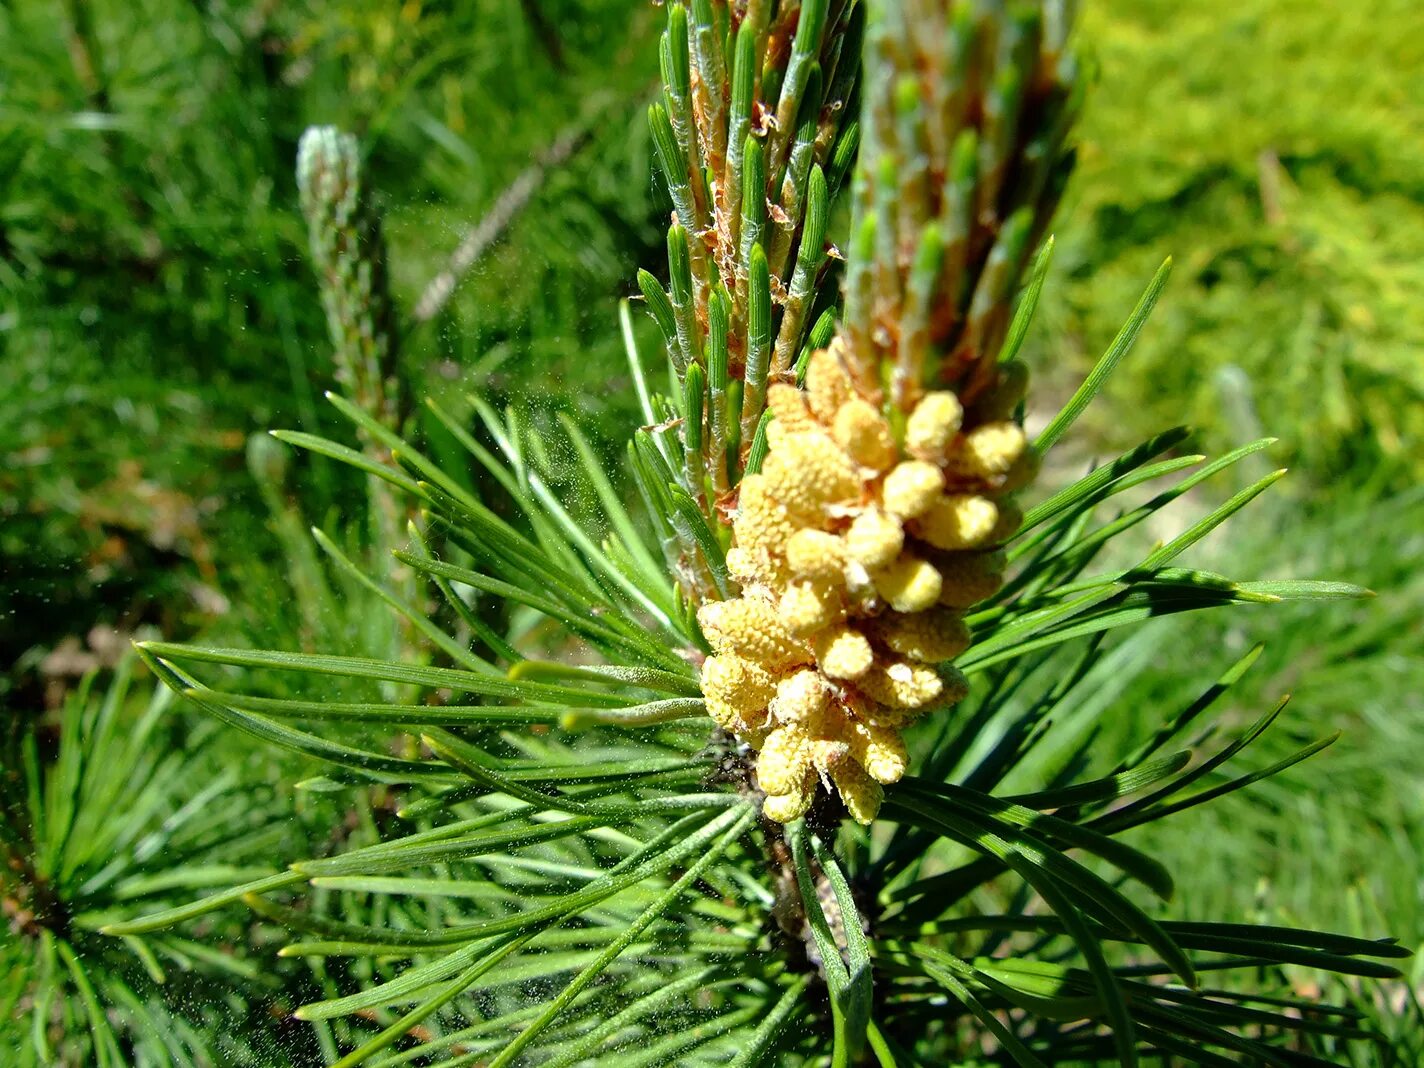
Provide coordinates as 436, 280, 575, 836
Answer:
1029, 0, 1424, 983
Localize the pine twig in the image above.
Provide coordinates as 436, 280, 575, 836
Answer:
413, 122, 592, 324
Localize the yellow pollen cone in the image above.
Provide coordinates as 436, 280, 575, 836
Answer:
882, 461, 946, 519
905, 391, 964, 461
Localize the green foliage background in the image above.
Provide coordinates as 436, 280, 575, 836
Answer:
1, 0, 662, 676
1024, 1, 1424, 1010
4, 0, 1421, 1060
1048, 0, 1423, 487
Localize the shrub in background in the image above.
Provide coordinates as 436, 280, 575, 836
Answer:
1045, 0, 1424, 487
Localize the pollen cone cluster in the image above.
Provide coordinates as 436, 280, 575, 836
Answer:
697, 343, 1035, 824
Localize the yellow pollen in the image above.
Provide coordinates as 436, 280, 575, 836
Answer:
699, 338, 1034, 823
813, 625, 875, 680
735, 474, 796, 558
833, 398, 897, 471
905, 391, 964, 461
697, 598, 809, 670
763, 774, 817, 823
725, 547, 759, 587
700, 654, 777, 715
785, 529, 848, 580
882, 461, 946, 519
766, 383, 817, 435
849, 720, 909, 785
857, 658, 947, 710
948, 421, 1028, 481
779, 578, 844, 636
704, 694, 743, 732
912, 493, 999, 550
868, 608, 971, 663
871, 554, 943, 613
830, 761, 883, 825
757, 725, 813, 795
810, 737, 853, 774
806, 346, 855, 422
845, 509, 905, 569
761, 431, 860, 523
770, 669, 829, 723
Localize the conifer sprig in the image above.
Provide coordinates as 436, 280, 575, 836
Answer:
297, 127, 402, 436
119, 361, 1388, 1065
687, 0, 1078, 827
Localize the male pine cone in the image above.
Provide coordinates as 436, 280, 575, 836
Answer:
698, 342, 1034, 823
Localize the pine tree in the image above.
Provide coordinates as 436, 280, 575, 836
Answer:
76, 2, 1410, 1064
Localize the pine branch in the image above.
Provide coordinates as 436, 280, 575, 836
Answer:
412, 119, 592, 324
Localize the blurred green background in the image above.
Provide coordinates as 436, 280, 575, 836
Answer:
3, 0, 1421, 1054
